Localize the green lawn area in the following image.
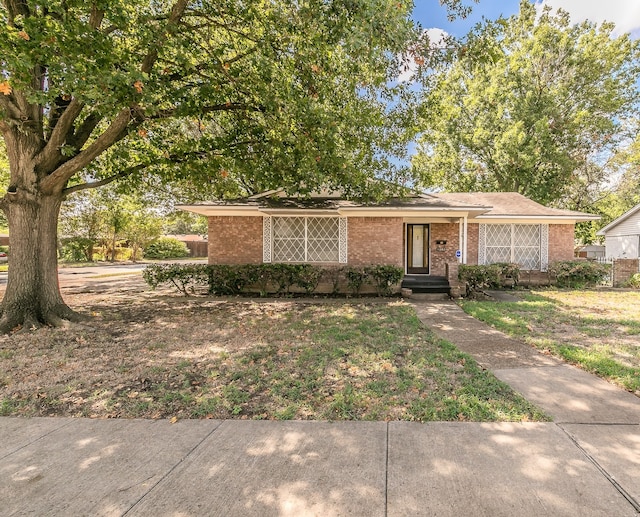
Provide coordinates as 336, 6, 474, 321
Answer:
459, 290, 640, 394
0, 294, 548, 422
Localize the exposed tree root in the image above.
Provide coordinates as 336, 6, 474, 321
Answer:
0, 304, 89, 334
23, 314, 42, 332
57, 305, 90, 323
0, 314, 23, 334
43, 312, 74, 328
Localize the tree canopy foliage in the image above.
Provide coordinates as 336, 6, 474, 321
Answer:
0, 0, 424, 201
0, 0, 446, 331
413, 0, 640, 209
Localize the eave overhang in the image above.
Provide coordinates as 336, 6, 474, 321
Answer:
177, 204, 599, 223
177, 204, 493, 218
473, 214, 600, 224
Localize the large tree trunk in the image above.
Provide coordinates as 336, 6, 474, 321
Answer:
0, 159, 83, 333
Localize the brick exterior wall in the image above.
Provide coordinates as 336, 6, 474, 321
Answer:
548, 224, 575, 263
208, 216, 263, 264
429, 223, 460, 276
466, 223, 479, 265
205, 216, 578, 274
348, 217, 403, 266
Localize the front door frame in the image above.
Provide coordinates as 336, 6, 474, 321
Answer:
406, 224, 430, 274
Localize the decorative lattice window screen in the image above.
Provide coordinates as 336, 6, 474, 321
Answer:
480, 224, 547, 270
485, 225, 512, 264
265, 216, 346, 263
540, 224, 549, 272
263, 217, 272, 263
273, 217, 306, 261
512, 224, 541, 270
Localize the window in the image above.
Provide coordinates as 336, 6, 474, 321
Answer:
270, 217, 344, 262
482, 224, 545, 270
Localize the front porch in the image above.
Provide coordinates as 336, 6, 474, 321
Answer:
402, 220, 469, 277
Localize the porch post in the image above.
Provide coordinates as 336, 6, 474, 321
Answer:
462, 216, 468, 264
458, 218, 463, 263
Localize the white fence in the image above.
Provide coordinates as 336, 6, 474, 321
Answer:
594, 257, 639, 286
595, 257, 614, 286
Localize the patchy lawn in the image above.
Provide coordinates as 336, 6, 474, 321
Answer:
0, 282, 546, 422
460, 289, 640, 395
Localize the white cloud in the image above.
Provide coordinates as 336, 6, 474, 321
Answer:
397, 28, 448, 83
534, 0, 640, 35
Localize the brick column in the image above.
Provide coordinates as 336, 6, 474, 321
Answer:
613, 259, 640, 287
446, 262, 462, 298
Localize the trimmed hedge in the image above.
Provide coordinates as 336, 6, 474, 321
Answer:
143, 263, 404, 297
458, 263, 520, 293
459, 260, 611, 293
548, 260, 611, 288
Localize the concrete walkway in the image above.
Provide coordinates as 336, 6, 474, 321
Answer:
0, 300, 639, 516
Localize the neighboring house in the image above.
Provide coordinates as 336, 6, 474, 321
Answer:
597, 203, 640, 259
168, 234, 208, 258
179, 190, 597, 291
575, 244, 605, 259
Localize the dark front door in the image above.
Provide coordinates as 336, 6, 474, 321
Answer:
407, 224, 429, 274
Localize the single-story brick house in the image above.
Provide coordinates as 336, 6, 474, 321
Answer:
179, 190, 597, 291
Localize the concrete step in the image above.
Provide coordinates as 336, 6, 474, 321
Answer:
401, 275, 450, 295
409, 292, 450, 301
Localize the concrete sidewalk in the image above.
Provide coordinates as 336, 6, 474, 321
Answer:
1, 300, 639, 516
1, 418, 638, 516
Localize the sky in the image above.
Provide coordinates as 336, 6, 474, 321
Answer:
412, 0, 640, 38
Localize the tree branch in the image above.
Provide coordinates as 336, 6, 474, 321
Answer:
0, 92, 22, 120
150, 102, 265, 120
63, 164, 147, 196
40, 108, 133, 194
68, 112, 104, 150
37, 99, 85, 172
141, 0, 190, 74
4, 0, 30, 25
187, 11, 262, 44
89, 3, 105, 30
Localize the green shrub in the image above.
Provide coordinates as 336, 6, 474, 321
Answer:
458, 263, 521, 294
269, 263, 299, 294
344, 266, 369, 295
142, 263, 403, 297
497, 262, 520, 286
295, 264, 324, 294
366, 265, 404, 296
321, 266, 345, 295
143, 264, 208, 295
624, 273, 640, 289
207, 265, 252, 295
548, 260, 610, 288
459, 264, 500, 292
60, 237, 95, 262
143, 237, 189, 259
